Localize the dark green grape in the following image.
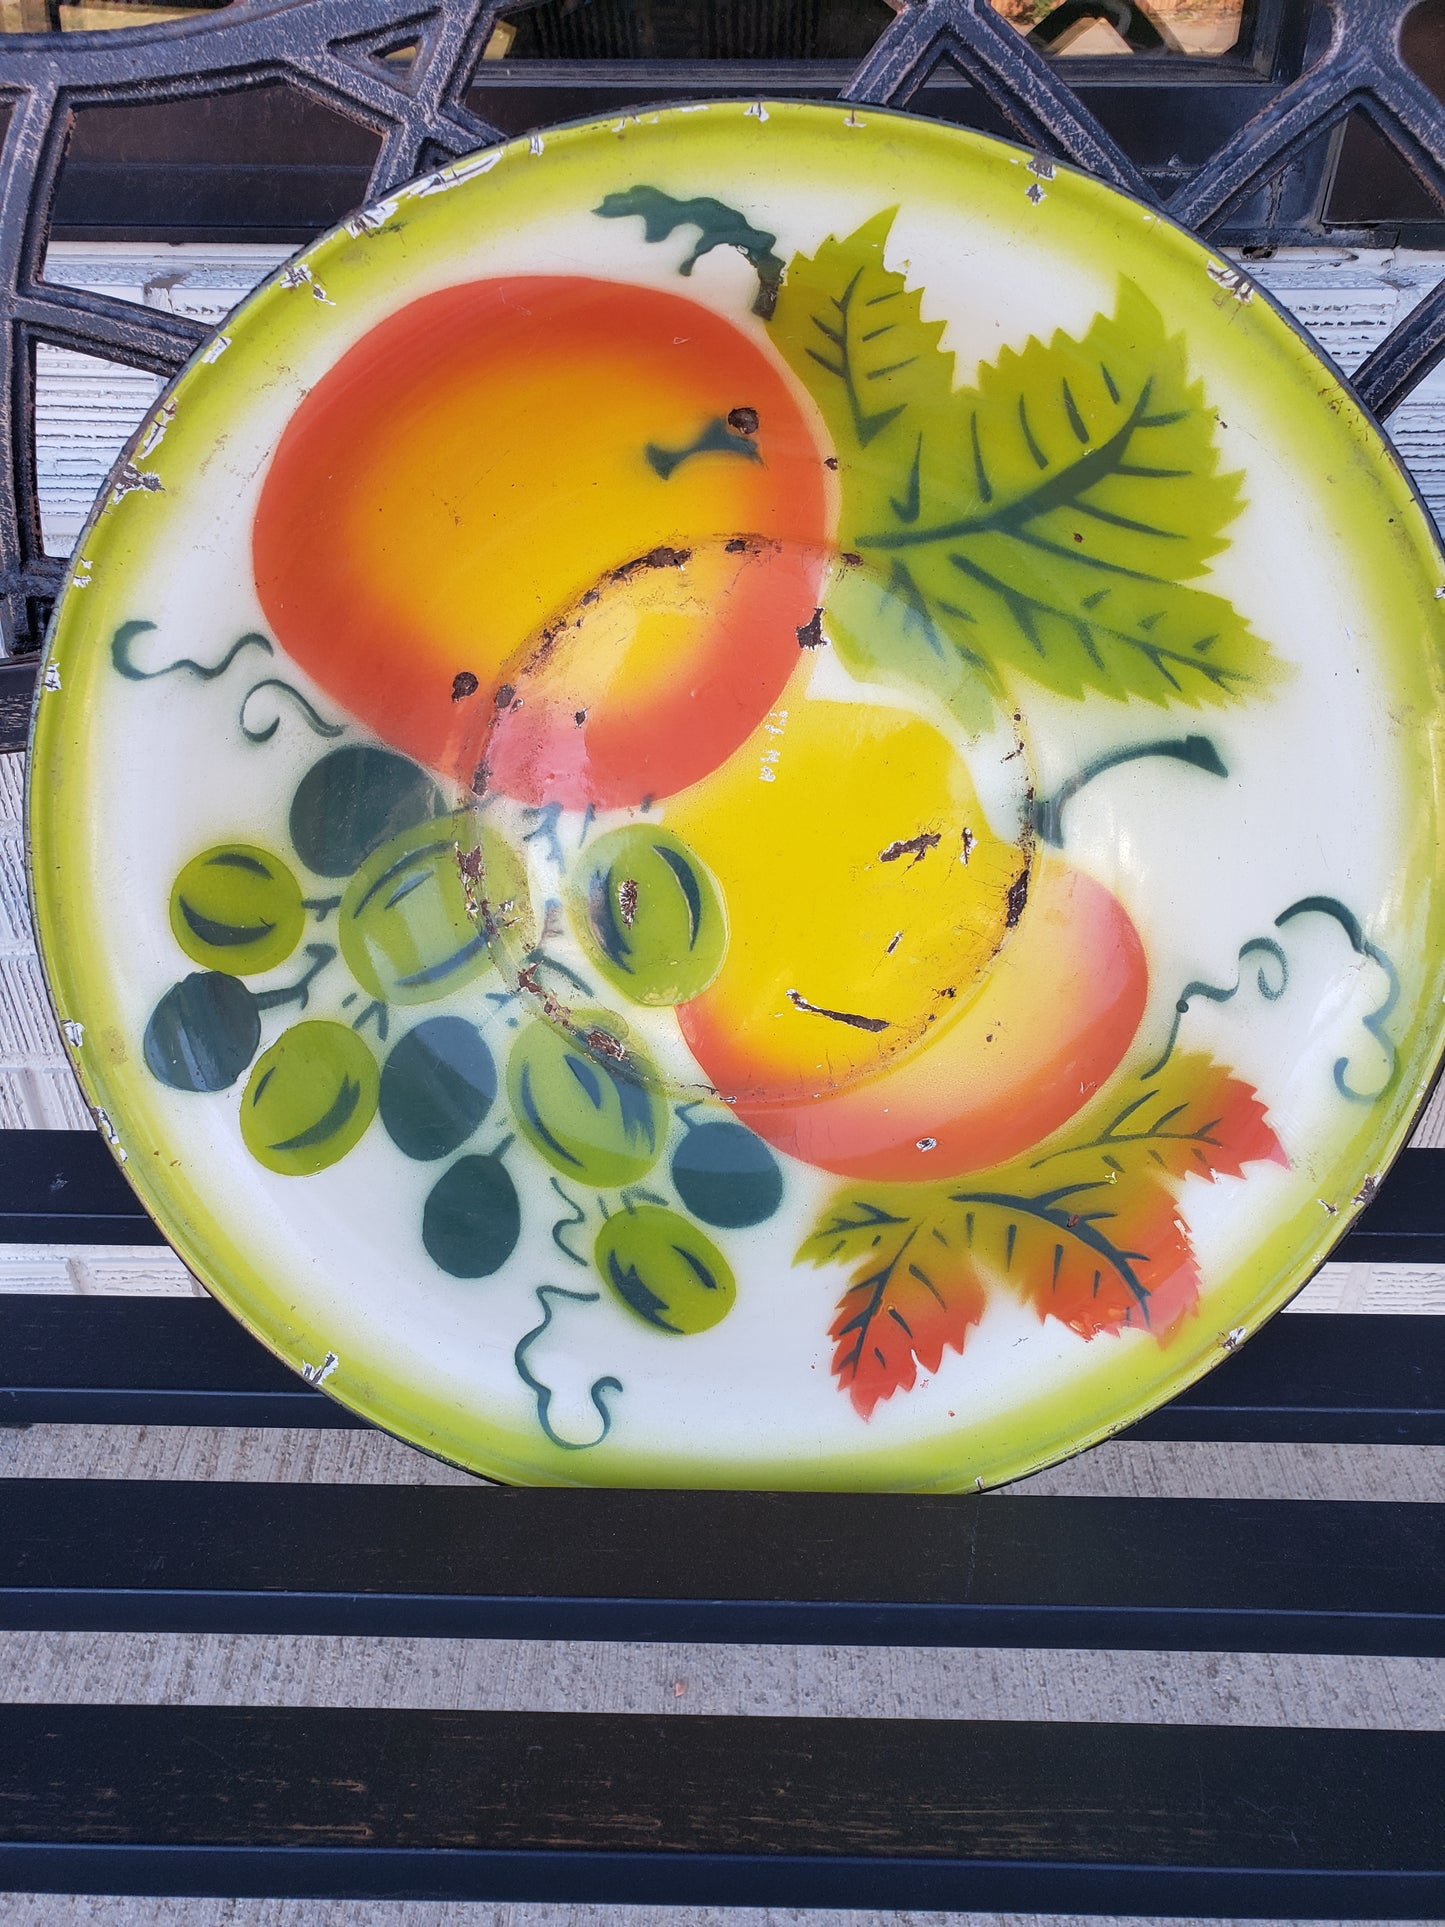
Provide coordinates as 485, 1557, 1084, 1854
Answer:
594, 1204, 735, 1334
170, 844, 304, 975
567, 824, 725, 1006
144, 973, 260, 1092
240, 1021, 378, 1176
290, 745, 442, 877
671, 1117, 783, 1228
507, 1009, 665, 1187
423, 1150, 520, 1278
380, 1016, 496, 1161
338, 812, 521, 1007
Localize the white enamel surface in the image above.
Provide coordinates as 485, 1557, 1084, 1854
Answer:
30, 109, 1445, 1485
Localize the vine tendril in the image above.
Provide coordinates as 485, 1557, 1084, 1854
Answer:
1275, 896, 1400, 1102
1142, 936, 1288, 1079
513, 1285, 622, 1450
548, 1177, 589, 1266
112, 620, 271, 683
240, 678, 345, 744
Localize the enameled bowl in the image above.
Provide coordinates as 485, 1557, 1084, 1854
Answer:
28, 100, 1445, 1487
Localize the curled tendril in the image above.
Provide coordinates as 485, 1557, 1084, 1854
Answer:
239, 678, 345, 744
1142, 937, 1288, 1079
548, 1177, 589, 1266
1142, 894, 1401, 1106
514, 1285, 622, 1451
1275, 896, 1400, 1103
112, 619, 271, 683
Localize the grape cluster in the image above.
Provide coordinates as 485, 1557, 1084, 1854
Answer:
144, 742, 785, 1338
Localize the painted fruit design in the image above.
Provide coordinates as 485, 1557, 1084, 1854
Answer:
253, 276, 832, 811
130, 180, 1318, 1450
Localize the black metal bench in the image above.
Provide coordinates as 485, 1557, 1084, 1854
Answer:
0, 1131, 1441, 1913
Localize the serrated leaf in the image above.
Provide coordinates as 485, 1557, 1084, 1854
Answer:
771, 210, 956, 450
949, 1169, 1198, 1342
771, 214, 995, 730
796, 1189, 986, 1418
1025, 1048, 1287, 1189
796, 1050, 1285, 1415
772, 216, 1277, 719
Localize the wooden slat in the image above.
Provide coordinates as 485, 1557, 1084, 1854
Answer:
0, 662, 35, 757
0, 1482, 1438, 1654
3, 1298, 1439, 1443
0, 1130, 166, 1244
1, 1130, 1442, 1254
0, 1706, 1439, 1912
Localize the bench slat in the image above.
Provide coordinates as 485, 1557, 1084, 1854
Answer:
2, 1298, 1440, 1444
0, 1707, 1439, 1913
1, 1482, 1437, 1653
4, 1130, 1442, 1256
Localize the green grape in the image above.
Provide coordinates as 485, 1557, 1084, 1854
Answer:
380, 1015, 496, 1162
671, 1116, 783, 1228
568, 824, 725, 1006
289, 744, 442, 877
144, 973, 260, 1092
169, 844, 304, 976
507, 1009, 665, 1187
594, 1205, 736, 1335
240, 1020, 378, 1175
422, 1149, 520, 1278
338, 812, 523, 1007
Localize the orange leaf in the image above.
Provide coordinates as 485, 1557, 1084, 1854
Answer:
1028, 1049, 1285, 1189
947, 1169, 1199, 1342
799, 1194, 987, 1417
797, 1050, 1285, 1418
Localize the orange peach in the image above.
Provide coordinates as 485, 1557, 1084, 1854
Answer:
252, 277, 831, 809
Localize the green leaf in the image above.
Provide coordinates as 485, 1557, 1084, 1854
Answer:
594, 186, 786, 317
771, 210, 955, 448
771, 215, 1278, 720
771, 213, 996, 731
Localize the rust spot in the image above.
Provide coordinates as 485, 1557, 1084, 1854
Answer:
886, 931, 902, 955
961, 827, 975, 863
840, 550, 862, 568
880, 831, 940, 866
1353, 1175, 1378, 1206
727, 406, 759, 436
458, 844, 484, 881
618, 877, 639, 926
574, 709, 587, 727
786, 988, 890, 1033
516, 959, 572, 1026
470, 762, 490, 797
1005, 866, 1030, 927
494, 683, 515, 709
585, 1025, 627, 1062
796, 608, 825, 649
824, 456, 839, 471
451, 670, 479, 702
608, 544, 692, 585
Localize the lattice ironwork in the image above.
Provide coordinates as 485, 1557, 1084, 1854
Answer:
0, 0, 1442, 683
